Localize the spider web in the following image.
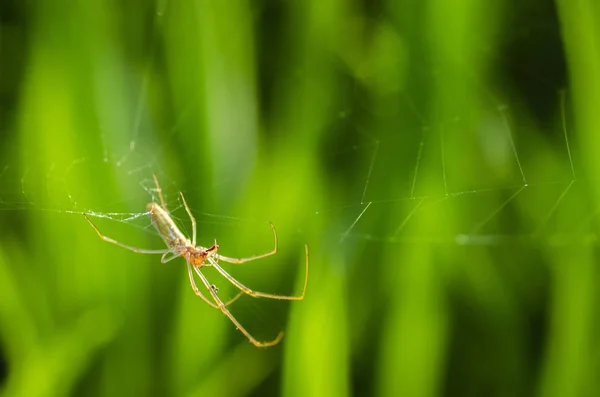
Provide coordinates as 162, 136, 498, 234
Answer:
330, 90, 580, 247
0, 2, 592, 396
0, 2, 267, 244
1, 95, 580, 246
0, 7, 584, 252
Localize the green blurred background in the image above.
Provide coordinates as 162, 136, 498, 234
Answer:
1, 0, 599, 396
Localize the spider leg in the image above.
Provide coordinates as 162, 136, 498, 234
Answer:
153, 174, 168, 211
84, 214, 169, 254
194, 266, 284, 347
179, 191, 197, 246
215, 223, 277, 264
208, 244, 308, 301
187, 262, 242, 308
161, 250, 183, 263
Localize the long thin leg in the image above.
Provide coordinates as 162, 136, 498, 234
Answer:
209, 244, 308, 300
84, 214, 169, 254
179, 192, 197, 246
161, 250, 182, 263
153, 174, 168, 211
195, 267, 284, 347
187, 262, 242, 308
215, 223, 277, 264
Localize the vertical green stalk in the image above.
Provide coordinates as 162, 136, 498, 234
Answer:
541, 1, 600, 395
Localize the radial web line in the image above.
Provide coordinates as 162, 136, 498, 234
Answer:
534, 180, 574, 236
560, 90, 576, 180
340, 202, 372, 243
470, 185, 526, 234
410, 140, 424, 198
440, 124, 448, 196
499, 106, 527, 185
393, 198, 424, 236
117, 73, 148, 167
361, 141, 379, 204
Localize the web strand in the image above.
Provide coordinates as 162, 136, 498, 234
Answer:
470, 185, 526, 235
499, 105, 527, 185
560, 90, 576, 181
411, 139, 424, 198
340, 202, 372, 243
361, 141, 379, 204
533, 180, 574, 236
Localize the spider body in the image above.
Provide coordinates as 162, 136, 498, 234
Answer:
147, 202, 188, 249
84, 175, 308, 347
147, 201, 220, 267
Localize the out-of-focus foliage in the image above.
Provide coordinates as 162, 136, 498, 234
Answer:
0, 0, 598, 396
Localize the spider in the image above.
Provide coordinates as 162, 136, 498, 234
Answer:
83, 175, 308, 347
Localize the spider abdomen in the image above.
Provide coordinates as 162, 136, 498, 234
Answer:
147, 202, 188, 247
